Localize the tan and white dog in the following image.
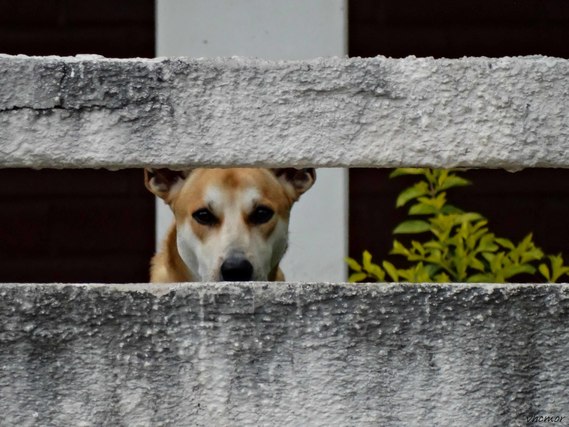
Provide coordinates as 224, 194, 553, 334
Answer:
144, 168, 315, 282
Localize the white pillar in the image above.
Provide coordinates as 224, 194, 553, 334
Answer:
156, 0, 348, 281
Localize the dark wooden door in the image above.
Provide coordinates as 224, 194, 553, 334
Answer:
0, 0, 156, 282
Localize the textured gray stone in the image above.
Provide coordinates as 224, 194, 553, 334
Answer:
0, 54, 568, 169
1, 282, 568, 426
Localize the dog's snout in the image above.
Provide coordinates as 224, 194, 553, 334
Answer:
220, 257, 254, 281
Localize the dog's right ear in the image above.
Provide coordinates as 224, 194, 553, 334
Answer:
144, 168, 190, 201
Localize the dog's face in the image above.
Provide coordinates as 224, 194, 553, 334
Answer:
145, 168, 315, 281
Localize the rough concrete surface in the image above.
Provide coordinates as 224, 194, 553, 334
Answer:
0, 54, 568, 169
0, 282, 568, 426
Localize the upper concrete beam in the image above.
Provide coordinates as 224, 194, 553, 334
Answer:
0, 54, 568, 169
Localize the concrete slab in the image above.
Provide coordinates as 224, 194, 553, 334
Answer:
1, 282, 568, 425
1, 55, 568, 169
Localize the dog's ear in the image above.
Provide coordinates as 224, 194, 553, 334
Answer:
272, 168, 316, 200
144, 168, 190, 201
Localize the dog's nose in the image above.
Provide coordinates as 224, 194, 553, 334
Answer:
220, 257, 254, 281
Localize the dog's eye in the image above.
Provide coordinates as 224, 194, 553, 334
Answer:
192, 208, 218, 226
249, 206, 274, 225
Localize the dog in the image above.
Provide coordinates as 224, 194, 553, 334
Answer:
144, 168, 316, 282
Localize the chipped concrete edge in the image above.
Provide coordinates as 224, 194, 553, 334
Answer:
4, 281, 568, 295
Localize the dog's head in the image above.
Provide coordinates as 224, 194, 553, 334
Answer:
145, 168, 315, 281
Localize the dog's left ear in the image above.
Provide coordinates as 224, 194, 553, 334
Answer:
272, 168, 316, 200
144, 168, 190, 202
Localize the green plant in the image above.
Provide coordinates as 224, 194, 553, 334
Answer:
347, 168, 569, 283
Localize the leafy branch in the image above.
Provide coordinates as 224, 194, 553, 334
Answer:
347, 168, 569, 283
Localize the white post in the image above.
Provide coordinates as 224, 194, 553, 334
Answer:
156, 0, 348, 281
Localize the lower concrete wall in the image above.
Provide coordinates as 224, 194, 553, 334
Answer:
1, 282, 568, 426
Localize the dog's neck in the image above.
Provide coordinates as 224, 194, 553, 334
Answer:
151, 224, 193, 282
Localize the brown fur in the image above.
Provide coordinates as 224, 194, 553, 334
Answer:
150, 224, 194, 282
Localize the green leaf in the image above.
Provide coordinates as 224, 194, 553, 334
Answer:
539, 263, 551, 282
391, 240, 410, 256
477, 234, 499, 253
495, 238, 515, 250
424, 241, 444, 250
434, 272, 451, 283
438, 176, 471, 191
433, 193, 447, 210
436, 170, 450, 189
424, 169, 437, 186
396, 182, 429, 208
412, 263, 433, 283
397, 269, 412, 282
456, 212, 485, 224
520, 248, 544, 264
467, 273, 496, 283
550, 254, 563, 271
345, 257, 362, 272
382, 261, 399, 282
411, 240, 426, 255
517, 233, 534, 253
389, 168, 427, 178
393, 220, 431, 234
441, 204, 463, 214
362, 250, 373, 271
408, 202, 439, 216
408, 253, 426, 262
453, 253, 468, 281
547, 254, 569, 282
367, 264, 386, 281
489, 252, 505, 274
423, 263, 440, 276
425, 250, 443, 264
502, 264, 536, 279
468, 256, 486, 272
471, 220, 489, 233
348, 272, 368, 282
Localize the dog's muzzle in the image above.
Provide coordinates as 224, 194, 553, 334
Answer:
220, 256, 254, 281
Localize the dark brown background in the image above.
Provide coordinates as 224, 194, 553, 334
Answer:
348, 0, 569, 270
0, 0, 568, 282
0, 0, 155, 282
